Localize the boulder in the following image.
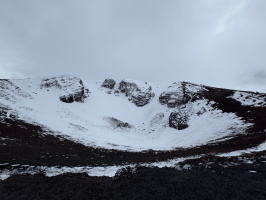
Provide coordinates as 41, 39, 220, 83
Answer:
102, 79, 116, 89
159, 92, 191, 108
40, 75, 88, 103
169, 111, 189, 130
118, 80, 155, 107
114, 90, 120, 95
159, 82, 205, 108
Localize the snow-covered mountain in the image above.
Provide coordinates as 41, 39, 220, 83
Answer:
1, 75, 266, 180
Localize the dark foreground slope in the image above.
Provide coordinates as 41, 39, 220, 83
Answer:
1, 163, 266, 200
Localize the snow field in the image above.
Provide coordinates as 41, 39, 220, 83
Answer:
1, 77, 250, 151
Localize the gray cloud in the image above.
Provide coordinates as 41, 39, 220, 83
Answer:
0, 0, 266, 91
238, 70, 266, 92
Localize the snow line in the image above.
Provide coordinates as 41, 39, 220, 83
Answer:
0, 156, 201, 180
217, 141, 266, 157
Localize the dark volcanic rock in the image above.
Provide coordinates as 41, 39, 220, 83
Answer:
118, 80, 155, 107
114, 90, 120, 95
102, 79, 116, 89
159, 92, 190, 108
169, 111, 189, 130
119, 80, 140, 96
40, 75, 88, 103
197, 107, 207, 115
159, 82, 205, 108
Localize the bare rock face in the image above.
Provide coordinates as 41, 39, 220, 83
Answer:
169, 111, 189, 130
102, 79, 116, 89
118, 80, 155, 107
40, 75, 88, 103
159, 82, 205, 108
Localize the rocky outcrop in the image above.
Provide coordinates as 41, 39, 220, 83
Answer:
118, 80, 155, 107
169, 111, 189, 130
159, 92, 191, 108
40, 75, 88, 103
159, 82, 205, 108
102, 79, 116, 89
131, 92, 154, 107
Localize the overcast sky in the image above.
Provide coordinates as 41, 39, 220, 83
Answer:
0, 0, 266, 91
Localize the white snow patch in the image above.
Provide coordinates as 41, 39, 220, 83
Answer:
0, 156, 200, 180
0, 77, 250, 151
229, 91, 266, 107
218, 141, 266, 157
0, 172, 10, 181
249, 170, 257, 173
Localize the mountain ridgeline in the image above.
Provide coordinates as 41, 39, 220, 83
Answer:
1, 75, 266, 136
